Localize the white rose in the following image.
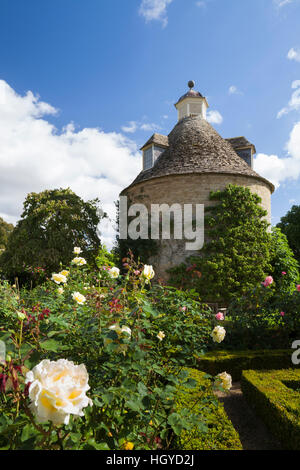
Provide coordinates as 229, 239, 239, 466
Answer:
157, 331, 165, 341
73, 247, 82, 254
57, 287, 64, 295
211, 326, 226, 343
215, 372, 232, 391
142, 265, 155, 282
51, 273, 67, 285
72, 292, 86, 305
25, 359, 92, 425
72, 257, 87, 266
108, 267, 120, 279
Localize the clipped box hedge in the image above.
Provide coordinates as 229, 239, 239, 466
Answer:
241, 369, 300, 450
174, 368, 242, 450
195, 349, 297, 381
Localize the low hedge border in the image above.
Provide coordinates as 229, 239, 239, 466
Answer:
195, 349, 298, 381
174, 368, 242, 450
241, 369, 300, 450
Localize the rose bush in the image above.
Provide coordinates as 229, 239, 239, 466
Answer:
0, 248, 225, 450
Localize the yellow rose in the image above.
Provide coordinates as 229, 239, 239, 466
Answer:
72, 257, 87, 266
25, 359, 92, 425
108, 267, 120, 279
124, 441, 134, 450
215, 372, 232, 391
60, 270, 69, 277
211, 326, 226, 343
157, 331, 165, 341
51, 273, 67, 285
142, 265, 155, 282
72, 292, 86, 305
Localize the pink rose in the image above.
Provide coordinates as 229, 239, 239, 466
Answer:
262, 276, 273, 287
282, 272, 286, 275
280, 311, 285, 317
180, 306, 187, 312
215, 312, 224, 321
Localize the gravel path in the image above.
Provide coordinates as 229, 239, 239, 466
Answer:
215, 382, 282, 450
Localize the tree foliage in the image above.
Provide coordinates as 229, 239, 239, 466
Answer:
0, 217, 14, 251
269, 227, 299, 291
169, 184, 272, 305
0, 188, 104, 281
277, 204, 300, 265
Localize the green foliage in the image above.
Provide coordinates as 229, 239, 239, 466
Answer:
169, 184, 272, 304
241, 369, 300, 450
270, 227, 300, 290
96, 245, 118, 269
228, 261, 300, 347
0, 188, 104, 283
195, 350, 298, 381
277, 204, 300, 265
0, 217, 14, 251
175, 368, 242, 450
0, 251, 217, 450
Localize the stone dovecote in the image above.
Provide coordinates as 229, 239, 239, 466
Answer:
120, 82, 274, 280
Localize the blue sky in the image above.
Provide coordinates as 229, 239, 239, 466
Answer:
0, 0, 300, 246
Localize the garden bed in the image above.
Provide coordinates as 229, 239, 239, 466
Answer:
241, 369, 300, 450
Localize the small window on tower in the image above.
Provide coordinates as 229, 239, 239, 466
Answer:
143, 147, 153, 170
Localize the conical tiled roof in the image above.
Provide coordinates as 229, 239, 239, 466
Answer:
123, 116, 274, 192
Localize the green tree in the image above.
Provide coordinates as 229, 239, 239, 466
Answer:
0, 188, 104, 281
0, 217, 14, 250
169, 184, 272, 305
277, 205, 300, 265
270, 227, 299, 291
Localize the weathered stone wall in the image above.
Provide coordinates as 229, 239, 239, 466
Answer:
122, 173, 272, 280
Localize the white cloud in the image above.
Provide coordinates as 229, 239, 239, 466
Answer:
196, 1, 206, 7
254, 121, 300, 188
287, 47, 300, 62
277, 80, 300, 118
122, 120, 161, 134
274, 0, 294, 7
139, 0, 173, 27
0, 79, 141, 248
140, 122, 162, 132
121, 121, 138, 133
228, 85, 243, 95
207, 110, 223, 125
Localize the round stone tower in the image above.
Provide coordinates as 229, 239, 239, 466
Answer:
120, 82, 275, 280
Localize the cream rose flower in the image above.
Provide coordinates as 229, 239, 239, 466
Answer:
73, 247, 82, 255
51, 273, 67, 285
211, 326, 226, 343
108, 267, 120, 279
60, 270, 69, 277
72, 292, 86, 305
157, 331, 165, 341
142, 265, 155, 282
25, 359, 92, 425
215, 372, 232, 391
57, 287, 64, 295
72, 257, 87, 266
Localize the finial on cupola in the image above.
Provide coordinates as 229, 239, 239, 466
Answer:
174, 80, 209, 121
